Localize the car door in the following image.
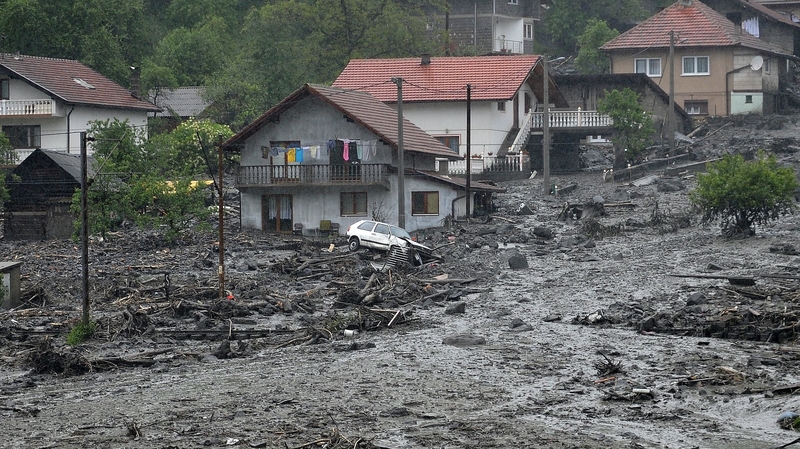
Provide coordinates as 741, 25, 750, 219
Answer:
371, 222, 392, 251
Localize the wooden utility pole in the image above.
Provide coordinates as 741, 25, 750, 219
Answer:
668, 30, 675, 155
80, 132, 92, 326
466, 84, 472, 219
542, 57, 551, 195
217, 137, 225, 299
392, 77, 405, 229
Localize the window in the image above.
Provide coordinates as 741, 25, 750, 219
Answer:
524, 24, 533, 41
764, 58, 771, 74
684, 100, 708, 115
341, 192, 367, 216
0, 79, 8, 100
634, 58, 661, 77
497, 101, 506, 112
508, 0, 518, 4
745, 95, 753, 104
412, 191, 439, 215
682, 56, 709, 75
2, 125, 40, 148
435, 135, 460, 153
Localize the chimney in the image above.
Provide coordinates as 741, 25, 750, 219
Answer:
129, 66, 141, 98
437, 158, 449, 175
421, 53, 431, 66
678, 0, 692, 5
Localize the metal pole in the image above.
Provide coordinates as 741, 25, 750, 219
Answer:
392, 77, 405, 229
668, 30, 675, 155
542, 56, 551, 195
217, 137, 225, 299
466, 84, 472, 219
80, 132, 89, 326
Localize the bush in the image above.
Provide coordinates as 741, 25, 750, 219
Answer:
66, 320, 97, 346
690, 153, 797, 236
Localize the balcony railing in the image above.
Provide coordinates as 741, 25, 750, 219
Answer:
0, 99, 55, 116
493, 38, 523, 54
448, 154, 529, 175
531, 110, 613, 129
236, 163, 390, 187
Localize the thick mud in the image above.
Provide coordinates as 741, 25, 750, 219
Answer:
3, 121, 800, 447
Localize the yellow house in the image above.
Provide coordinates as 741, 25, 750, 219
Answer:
600, 0, 796, 117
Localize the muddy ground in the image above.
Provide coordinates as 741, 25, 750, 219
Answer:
2, 115, 800, 449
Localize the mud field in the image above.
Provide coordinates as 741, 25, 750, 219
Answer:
2, 115, 800, 449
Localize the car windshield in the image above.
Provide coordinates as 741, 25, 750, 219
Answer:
390, 226, 411, 239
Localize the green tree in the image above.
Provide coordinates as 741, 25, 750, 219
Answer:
543, 0, 644, 55
575, 19, 618, 74
0, 131, 15, 210
597, 88, 656, 168
690, 153, 798, 236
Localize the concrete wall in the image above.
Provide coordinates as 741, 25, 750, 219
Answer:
1, 77, 150, 157
238, 94, 462, 233
607, 46, 777, 116
400, 83, 536, 157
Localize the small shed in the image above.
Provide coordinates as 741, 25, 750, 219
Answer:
3, 149, 94, 240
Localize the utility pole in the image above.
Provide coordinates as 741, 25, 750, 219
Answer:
80, 132, 94, 327
217, 136, 225, 299
392, 77, 405, 229
667, 30, 675, 155
542, 56, 551, 195
466, 84, 471, 220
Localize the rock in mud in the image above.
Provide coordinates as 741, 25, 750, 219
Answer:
442, 334, 487, 347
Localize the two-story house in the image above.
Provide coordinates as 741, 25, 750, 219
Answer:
430, 0, 541, 55
703, 0, 800, 56
601, 0, 796, 117
221, 84, 504, 235
0, 53, 160, 162
755, 0, 800, 24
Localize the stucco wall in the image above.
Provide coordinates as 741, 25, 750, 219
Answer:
608, 46, 774, 116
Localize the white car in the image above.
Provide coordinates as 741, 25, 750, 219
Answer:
345, 220, 432, 255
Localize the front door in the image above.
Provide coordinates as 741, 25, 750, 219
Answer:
262, 194, 293, 233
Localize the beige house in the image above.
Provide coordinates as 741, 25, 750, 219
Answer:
601, 0, 796, 117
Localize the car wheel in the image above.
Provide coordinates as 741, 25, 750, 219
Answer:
348, 237, 360, 252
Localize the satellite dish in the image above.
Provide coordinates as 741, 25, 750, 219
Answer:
750, 55, 763, 71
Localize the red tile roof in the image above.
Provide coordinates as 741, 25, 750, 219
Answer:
222, 84, 459, 159
0, 54, 160, 111
600, 0, 790, 56
332, 55, 540, 103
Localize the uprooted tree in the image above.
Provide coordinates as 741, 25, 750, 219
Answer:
690, 153, 798, 237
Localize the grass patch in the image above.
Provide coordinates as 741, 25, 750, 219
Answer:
66, 320, 97, 346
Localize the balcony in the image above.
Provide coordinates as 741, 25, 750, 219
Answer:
236, 163, 391, 188
0, 99, 55, 117
493, 38, 523, 54
531, 109, 613, 130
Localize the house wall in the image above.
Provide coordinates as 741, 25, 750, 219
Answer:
441, 0, 538, 54
608, 46, 774, 116
0, 78, 150, 156
401, 84, 534, 157
238, 95, 460, 234
703, 0, 796, 54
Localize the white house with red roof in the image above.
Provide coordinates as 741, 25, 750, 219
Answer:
0, 53, 160, 162
332, 54, 572, 166
221, 83, 504, 234
601, 0, 796, 116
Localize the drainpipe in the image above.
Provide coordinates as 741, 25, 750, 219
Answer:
725, 65, 751, 116
66, 105, 75, 154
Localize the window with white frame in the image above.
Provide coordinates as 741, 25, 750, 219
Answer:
634, 58, 661, 77
682, 56, 709, 75
684, 100, 708, 115
524, 23, 533, 41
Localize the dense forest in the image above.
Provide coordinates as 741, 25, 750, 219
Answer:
0, 0, 672, 130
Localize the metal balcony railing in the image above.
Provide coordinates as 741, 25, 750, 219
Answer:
236, 163, 389, 187
0, 99, 55, 116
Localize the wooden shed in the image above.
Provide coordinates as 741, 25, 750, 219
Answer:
3, 149, 94, 240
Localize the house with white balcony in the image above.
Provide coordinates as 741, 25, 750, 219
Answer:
0, 53, 160, 162
332, 54, 614, 176
221, 84, 505, 234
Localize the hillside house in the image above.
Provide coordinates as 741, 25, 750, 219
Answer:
0, 53, 160, 162
221, 84, 504, 234
601, 0, 797, 117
